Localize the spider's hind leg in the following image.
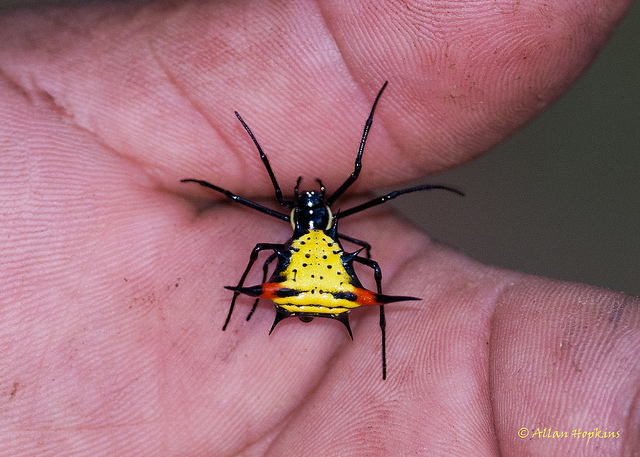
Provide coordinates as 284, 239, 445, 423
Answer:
245, 252, 278, 321
223, 243, 285, 331
352, 255, 386, 380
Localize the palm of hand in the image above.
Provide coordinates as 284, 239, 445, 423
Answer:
0, 1, 638, 456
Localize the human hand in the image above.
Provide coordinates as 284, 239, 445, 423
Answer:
0, 1, 637, 455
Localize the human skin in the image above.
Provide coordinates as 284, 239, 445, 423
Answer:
0, 1, 638, 456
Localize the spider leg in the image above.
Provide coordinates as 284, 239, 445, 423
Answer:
352, 255, 387, 380
245, 252, 278, 321
338, 184, 464, 219
235, 111, 295, 209
223, 243, 285, 331
181, 179, 290, 221
326, 81, 388, 206
337, 232, 372, 259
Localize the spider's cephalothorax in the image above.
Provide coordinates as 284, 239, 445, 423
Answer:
182, 82, 463, 379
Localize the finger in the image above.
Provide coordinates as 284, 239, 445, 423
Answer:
262, 216, 640, 456
490, 280, 640, 455
0, 0, 633, 197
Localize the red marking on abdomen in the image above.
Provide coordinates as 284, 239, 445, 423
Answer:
353, 288, 381, 306
260, 283, 283, 300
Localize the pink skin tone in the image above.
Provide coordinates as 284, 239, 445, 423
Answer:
0, 1, 638, 456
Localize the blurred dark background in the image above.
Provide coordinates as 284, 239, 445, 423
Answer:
2, 1, 637, 296
390, 3, 639, 297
